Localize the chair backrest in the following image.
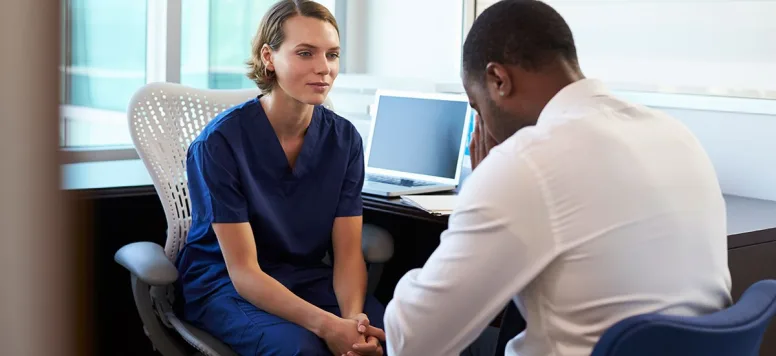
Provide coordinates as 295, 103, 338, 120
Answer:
591, 279, 776, 356
127, 82, 334, 261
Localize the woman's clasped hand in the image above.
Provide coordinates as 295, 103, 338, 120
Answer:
322, 313, 386, 356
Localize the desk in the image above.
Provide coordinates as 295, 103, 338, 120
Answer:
63, 159, 776, 356
62, 159, 154, 197
63, 159, 776, 241
61, 158, 776, 265
364, 190, 776, 250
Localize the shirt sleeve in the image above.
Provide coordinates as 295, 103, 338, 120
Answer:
335, 131, 365, 217
187, 135, 249, 224
383, 151, 558, 356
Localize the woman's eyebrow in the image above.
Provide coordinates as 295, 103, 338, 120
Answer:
293, 43, 340, 51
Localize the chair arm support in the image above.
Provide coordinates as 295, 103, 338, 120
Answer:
362, 224, 394, 263
115, 242, 179, 286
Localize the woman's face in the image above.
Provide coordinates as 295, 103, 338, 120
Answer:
264, 15, 340, 105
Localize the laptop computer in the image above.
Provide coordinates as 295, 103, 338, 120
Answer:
361, 90, 472, 197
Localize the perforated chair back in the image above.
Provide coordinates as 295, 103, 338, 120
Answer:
127, 82, 333, 261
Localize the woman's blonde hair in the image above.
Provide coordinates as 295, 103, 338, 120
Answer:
246, 0, 339, 94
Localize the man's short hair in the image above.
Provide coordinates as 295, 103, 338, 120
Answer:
463, 0, 578, 78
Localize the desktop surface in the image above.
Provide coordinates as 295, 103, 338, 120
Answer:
62, 159, 154, 198
61, 159, 776, 243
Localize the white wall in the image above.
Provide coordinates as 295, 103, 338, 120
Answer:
470, 0, 776, 202
477, 0, 776, 99
331, 0, 465, 139
661, 108, 776, 201
363, 0, 464, 82
553, 0, 776, 98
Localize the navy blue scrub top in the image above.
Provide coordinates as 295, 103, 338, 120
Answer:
176, 96, 365, 309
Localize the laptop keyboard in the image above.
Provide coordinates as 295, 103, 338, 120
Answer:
367, 174, 435, 187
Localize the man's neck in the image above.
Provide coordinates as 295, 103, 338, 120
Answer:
261, 90, 314, 139
524, 60, 585, 121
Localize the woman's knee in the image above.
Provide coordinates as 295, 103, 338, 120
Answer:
255, 323, 330, 356
290, 329, 330, 356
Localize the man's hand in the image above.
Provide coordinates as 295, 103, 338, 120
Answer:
469, 113, 499, 170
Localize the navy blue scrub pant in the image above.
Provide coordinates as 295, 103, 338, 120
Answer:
194, 293, 385, 356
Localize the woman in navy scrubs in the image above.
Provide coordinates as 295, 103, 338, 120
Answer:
175, 1, 385, 355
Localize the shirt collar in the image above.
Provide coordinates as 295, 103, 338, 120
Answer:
537, 78, 610, 126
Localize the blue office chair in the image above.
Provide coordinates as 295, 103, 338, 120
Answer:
591, 279, 776, 356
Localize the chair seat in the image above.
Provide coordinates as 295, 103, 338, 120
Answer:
167, 312, 237, 356
591, 279, 776, 356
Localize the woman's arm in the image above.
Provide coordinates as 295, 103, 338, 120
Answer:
332, 216, 368, 319
213, 222, 337, 336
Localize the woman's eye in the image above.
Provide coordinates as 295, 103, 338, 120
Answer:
327, 52, 340, 59
298, 51, 312, 57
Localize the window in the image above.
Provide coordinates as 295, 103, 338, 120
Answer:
59, 0, 467, 156
60, 0, 338, 151
60, 0, 147, 147
180, 0, 336, 90
472, 0, 776, 108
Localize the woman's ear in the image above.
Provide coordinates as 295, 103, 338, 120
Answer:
260, 44, 274, 72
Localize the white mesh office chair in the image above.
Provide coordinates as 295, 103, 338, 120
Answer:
114, 82, 394, 356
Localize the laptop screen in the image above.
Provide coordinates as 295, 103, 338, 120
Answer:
366, 92, 470, 180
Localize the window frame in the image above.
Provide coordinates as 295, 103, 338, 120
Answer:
62, 0, 183, 162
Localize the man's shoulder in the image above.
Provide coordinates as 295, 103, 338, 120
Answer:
459, 143, 538, 208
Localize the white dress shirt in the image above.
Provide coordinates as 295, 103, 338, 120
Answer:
383, 79, 733, 356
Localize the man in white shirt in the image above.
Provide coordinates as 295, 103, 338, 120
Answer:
377, 1, 733, 355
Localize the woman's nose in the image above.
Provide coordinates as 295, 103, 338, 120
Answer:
314, 57, 330, 75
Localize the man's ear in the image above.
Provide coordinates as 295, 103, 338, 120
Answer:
260, 44, 274, 72
485, 62, 513, 101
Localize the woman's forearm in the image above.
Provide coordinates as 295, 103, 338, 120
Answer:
231, 266, 336, 337
333, 256, 368, 319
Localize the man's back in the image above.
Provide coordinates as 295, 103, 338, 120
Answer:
486, 79, 733, 355
382, 79, 732, 356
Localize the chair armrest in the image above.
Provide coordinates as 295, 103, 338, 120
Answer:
115, 242, 179, 286
362, 224, 394, 263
